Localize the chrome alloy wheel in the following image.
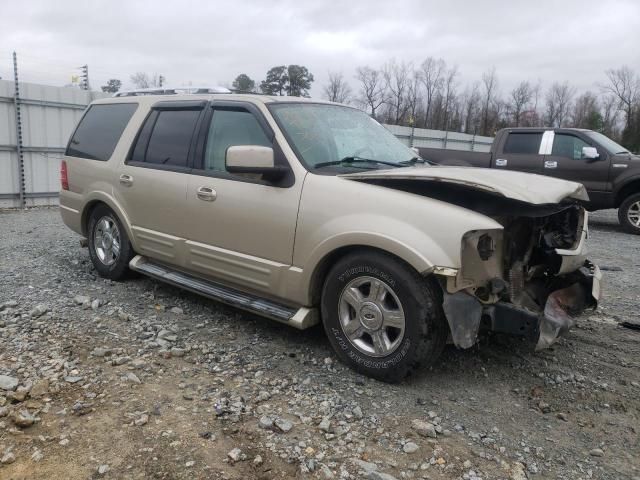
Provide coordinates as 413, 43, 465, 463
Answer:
93, 216, 121, 266
338, 276, 406, 357
627, 200, 640, 228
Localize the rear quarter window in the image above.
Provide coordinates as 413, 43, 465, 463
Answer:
503, 132, 543, 155
66, 103, 138, 160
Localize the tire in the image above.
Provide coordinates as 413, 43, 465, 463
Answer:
87, 204, 134, 280
618, 193, 640, 235
321, 251, 448, 382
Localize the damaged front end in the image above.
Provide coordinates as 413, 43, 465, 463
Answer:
442, 204, 602, 350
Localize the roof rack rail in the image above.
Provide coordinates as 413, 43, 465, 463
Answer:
113, 86, 232, 97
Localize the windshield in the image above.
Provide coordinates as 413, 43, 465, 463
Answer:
269, 103, 417, 170
585, 131, 629, 154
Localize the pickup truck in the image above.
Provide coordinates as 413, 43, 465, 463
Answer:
418, 128, 640, 234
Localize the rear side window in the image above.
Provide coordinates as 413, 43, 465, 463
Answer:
503, 132, 543, 155
130, 109, 201, 168
66, 103, 137, 160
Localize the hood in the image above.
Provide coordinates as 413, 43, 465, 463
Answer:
340, 166, 589, 205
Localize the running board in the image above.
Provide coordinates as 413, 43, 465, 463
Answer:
129, 255, 318, 329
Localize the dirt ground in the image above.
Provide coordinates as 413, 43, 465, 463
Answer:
0, 207, 638, 480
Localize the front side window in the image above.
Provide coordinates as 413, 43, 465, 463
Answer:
503, 132, 543, 155
204, 109, 271, 172
66, 103, 137, 160
269, 103, 416, 171
142, 110, 201, 167
552, 134, 590, 160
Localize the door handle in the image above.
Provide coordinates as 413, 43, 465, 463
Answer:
119, 174, 134, 186
495, 158, 508, 167
544, 160, 558, 169
196, 186, 217, 202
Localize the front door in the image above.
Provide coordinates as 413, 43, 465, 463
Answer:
542, 131, 610, 193
183, 102, 303, 298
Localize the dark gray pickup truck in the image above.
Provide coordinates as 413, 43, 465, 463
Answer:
418, 127, 640, 234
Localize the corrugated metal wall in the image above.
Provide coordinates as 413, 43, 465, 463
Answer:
383, 124, 493, 152
0, 80, 109, 208
0, 80, 494, 209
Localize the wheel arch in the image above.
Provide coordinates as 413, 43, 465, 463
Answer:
614, 178, 640, 208
81, 192, 135, 246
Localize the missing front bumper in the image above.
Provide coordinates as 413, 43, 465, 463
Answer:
442, 261, 602, 350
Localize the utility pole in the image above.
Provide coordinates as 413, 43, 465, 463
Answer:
158, 75, 165, 87
79, 64, 89, 90
13, 52, 26, 209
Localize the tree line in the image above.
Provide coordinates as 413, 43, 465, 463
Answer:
101, 60, 639, 152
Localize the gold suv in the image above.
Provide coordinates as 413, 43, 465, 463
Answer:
60, 88, 601, 381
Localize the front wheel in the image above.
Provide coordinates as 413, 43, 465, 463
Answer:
618, 193, 640, 234
87, 204, 134, 280
321, 251, 448, 382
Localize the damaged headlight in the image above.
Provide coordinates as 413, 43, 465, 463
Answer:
477, 233, 495, 260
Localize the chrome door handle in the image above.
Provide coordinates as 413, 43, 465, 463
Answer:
544, 160, 558, 169
196, 186, 217, 202
495, 158, 508, 167
119, 174, 134, 186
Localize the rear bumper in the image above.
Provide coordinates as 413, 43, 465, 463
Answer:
443, 261, 602, 350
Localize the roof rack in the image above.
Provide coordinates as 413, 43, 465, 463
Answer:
113, 86, 232, 97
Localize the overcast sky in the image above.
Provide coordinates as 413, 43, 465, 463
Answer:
0, 0, 638, 97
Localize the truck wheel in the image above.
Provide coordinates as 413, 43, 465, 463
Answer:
87, 204, 134, 280
618, 193, 640, 234
321, 251, 448, 382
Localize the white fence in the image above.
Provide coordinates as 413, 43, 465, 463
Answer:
0, 80, 494, 208
0, 80, 109, 208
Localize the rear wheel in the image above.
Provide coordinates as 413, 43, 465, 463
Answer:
321, 251, 448, 382
87, 204, 134, 280
618, 193, 640, 234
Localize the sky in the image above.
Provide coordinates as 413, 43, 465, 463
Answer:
0, 0, 638, 98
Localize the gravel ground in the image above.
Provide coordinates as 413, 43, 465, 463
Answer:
0, 207, 638, 480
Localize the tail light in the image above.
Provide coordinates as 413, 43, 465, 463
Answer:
60, 160, 69, 191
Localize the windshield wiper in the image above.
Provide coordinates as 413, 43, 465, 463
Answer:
314, 156, 401, 169
398, 156, 426, 166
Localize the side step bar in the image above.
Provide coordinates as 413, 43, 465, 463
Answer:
129, 255, 318, 329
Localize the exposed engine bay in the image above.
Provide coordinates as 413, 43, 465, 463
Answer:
353, 177, 602, 350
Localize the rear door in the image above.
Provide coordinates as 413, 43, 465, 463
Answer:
492, 130, 544, 175
542, 131, 610, 192
115, 101, 206, 267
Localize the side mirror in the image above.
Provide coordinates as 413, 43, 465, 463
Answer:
226, 145, 287, 179
582, 146, 599, 160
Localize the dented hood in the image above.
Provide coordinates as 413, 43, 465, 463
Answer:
340, 166, 589, 205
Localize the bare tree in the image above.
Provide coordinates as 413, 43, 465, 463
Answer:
323, 71, 352, 103
354, 66, 386, 118
419, 57, 445, 128
382, 59, 412, 125
440, 66, 458, 130
600, 93, 620, 137
481, 67, 498, 135
604, 66, 639, 123
405, 69, 422, 126
130, 72, 162, 89
572, 91, 601, 129
509, 81, 533, 127
462, 83, 481, 134
545, 82, 575, 127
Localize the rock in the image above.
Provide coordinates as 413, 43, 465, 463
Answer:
170, 306, 183, 314
30, 305, 48, 318
12, 409, 36, 428
64, 376, 84, 384
29, 379, 50, 398
403, 441, 419, 453
368, 471, 399, 480
253, 455, 263, 466
411, 419, 437, 438
352, 405, 363, 419
1, 451, 16, 464
318, 417, 331, 432
538, 401, 551, 414
275, 417, 293, 432
510, 462, 528, 480
228, 447, 244, 462
134, 414, 149, 426
91, 299, 102, 310
590, 448, 604, 457
170, 347, 186, 357
556, 412, 568, 422
98, 464, 110, 475
157, 329, 177, 342
0, 407, 8, 417
185, 460, 195, 467
59, 438, 70, 446
74, 295, 90, 305
320, 464, 335, 479
125, 372, 141, 384
90, 347, 112, 357
258, 415, 274, 429
8, 389, 27, 402
31, 449, 43, 462
0, 375, 19, 391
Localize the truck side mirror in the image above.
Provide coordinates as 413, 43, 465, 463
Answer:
582, 146, 599, 160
